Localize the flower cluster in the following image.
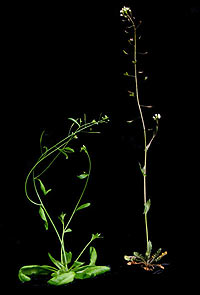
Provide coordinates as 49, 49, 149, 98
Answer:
120, 6, 132, 18
153, 113, 161, 121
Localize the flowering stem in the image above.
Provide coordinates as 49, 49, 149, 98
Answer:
130, 17, 149, 251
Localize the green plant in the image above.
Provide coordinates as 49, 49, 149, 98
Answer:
18, 114, 110, 286
120, 6, 167, 271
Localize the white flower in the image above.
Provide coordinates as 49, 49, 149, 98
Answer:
153, 113, 161, 121
120, 6, 132, 17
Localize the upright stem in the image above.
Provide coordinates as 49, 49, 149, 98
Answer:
132, 23, 149, 250
64, 148, 91, 232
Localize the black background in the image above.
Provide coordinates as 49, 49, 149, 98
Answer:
1, 0, 200, 291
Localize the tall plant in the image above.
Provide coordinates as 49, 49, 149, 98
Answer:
120, 6, 167, 271
18, 115, 110, 286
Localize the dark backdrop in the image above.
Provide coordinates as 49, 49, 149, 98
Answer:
1, 0, 199, 291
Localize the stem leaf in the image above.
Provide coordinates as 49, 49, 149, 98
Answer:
77, 172, 89, 180
146, 240, 152, 259
37, 178, 52, 196
65, 228, 72, 233
65, 251, 72, 264
76, 202, 91, 212
39, 206, 48, 230
143, 199, 151, 215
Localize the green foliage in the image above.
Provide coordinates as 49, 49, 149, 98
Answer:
19, 246, 110, 286
19, 115, 110, 286
18, 265, 55, 282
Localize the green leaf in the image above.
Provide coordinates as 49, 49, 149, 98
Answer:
40, 130, 46, 154
64, 147, 75, 153
75, 265, 110, 280
123, 49, 128, 55
48, 253, 63, 269
65, 251, 72, 264
77, 172, 89, 180
58, 149, 69, 159
143, 199, 151, 215
18, 265, 54, 283
76, 203, 91, 212
89, 247, 97, 266
139, 162, 146, 176
48, 271, 75, 286
39, 206, 48, 230
146, 240, 152, 259
133, 252, 146, 262
65, 228, 72, 233
37, 178, 52, 196
151, 248, 162, 263
59, 147, 75, 159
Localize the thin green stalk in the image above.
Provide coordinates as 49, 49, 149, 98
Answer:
64, 148, 91, 233
32, 172, 68, 268
73, 237, 93, 264
131, 19, 149, 251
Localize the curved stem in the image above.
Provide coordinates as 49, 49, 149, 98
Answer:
32, 172, 62, 245
25, 119, 104, 206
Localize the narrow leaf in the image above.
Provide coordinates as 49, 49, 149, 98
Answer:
123, 49, 128, 55
77, 172, 89, 180
139, 162, 146, 176
143, 199, 151, 215
146, 240, 152, 258
65, 251, 72, 264
64, 147, 75, 153
65, 228, 72, 233
48, 271, 75, 286
58, 149, 69, 159
70, 261, 85, 271
39, 206, 48, 230
48, 253, 63, 269
133, 252, 145, 262
76, 203, 91, 212
37, 178, 51, 196
89, 247, 97, 266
